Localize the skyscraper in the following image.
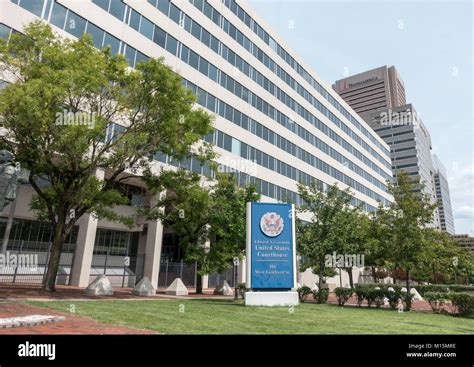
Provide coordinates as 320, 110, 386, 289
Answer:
333, 66, 440, 228
333, 65, 406, 114
431, 154, 455, 234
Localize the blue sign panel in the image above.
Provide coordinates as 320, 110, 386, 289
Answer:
247, 202, 295, 289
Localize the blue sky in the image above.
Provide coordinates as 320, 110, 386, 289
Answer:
247, 0, 473, 235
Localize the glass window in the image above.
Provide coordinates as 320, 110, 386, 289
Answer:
86, 22, 105, 49
208, 63, 218, 82
124, 44, 136, 66
18, 0, 45, 17
165, 34, 177, 55
135, 51, 148, 64
191, 21, 201, 40
206, 94, 216, 111
64, 11, 87, 39
210, 36, 219, 53
201, 28, 210, 47
49, 2, 67, 29
180, 44, 189, 62
169, 3, 180, 24
184, 15, 191, 32
231, 138, 240, 156
203, 1, 212, 18
109, 0, 126, 21
211, 8, 220, 25
199, 57, 208, 75
153, 26, 166, 48
223, 134, 232, 152
189, 50, 199, 69
157, 0, 170, 16
92, 0, 109, 12
139, 17, 154, 40
103, 33, 120, 56
129, 9, 140, 31
0, 24, 10, 40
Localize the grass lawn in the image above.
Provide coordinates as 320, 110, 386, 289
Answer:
26, 299, 474, 334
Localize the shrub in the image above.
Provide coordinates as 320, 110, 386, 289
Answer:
334, 287, 353, 307
449, 293, 474, 317
365, 288, 382, 308
415, 284, 474, 296
237, 283, 248, 299
402, 292, 415, 311
385, 289, 402, 309
312, 288, 329, 304
297, 286, 312, 303
354, 285, 370, 306
424, 292, 449, 313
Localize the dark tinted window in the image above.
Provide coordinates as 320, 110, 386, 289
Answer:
49, 2, 67, 29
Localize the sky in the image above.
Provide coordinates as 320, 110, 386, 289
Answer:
247, 0, 473, 235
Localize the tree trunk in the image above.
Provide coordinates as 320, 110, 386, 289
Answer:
371, 266, 378, 283
42, 223, 66, 292
406, 269, 410, 292
347, 267, 354, 288
196, 264, 202, 294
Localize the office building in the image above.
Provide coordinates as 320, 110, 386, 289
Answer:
333, 65, 406, 115
431, 154, 455, 234
0, 0, 392, 288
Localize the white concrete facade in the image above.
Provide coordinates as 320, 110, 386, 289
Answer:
0, 0, 393, 288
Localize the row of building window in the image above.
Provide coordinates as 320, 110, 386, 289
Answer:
88, 0, 391, 184
197, 0, 391, 158
16, 0, 389, 193
181, 0, 392, 169
181, 78, 390, 204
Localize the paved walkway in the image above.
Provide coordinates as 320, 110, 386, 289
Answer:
0, 301, 157, 334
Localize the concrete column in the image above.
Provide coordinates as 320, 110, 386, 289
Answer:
238, 257, 246, 285
143, 219, 164, 289
201, 274, 209, 289
69, 168, 104, 287
69, 213, 99, 287
142, 192, 164, 289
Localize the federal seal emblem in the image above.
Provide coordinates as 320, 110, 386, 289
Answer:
260, 212, 284, 237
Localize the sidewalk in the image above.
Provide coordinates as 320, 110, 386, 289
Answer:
0, 301, 157, 334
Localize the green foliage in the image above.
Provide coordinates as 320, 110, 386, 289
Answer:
378, 171, 439, 290
385, 289, 402, 309
296, 182, 361, 288
144, 169, 260, 292
415, 284, 474, 296
366, 288, 385, 308
424, 292, 449, 313
297, 286, 312, 303
354, 285, 371, 306
237, 283, 248, 299
402, 292, 415, 311
0, 21, 214, 291
334, 287, 353, 307
312, 288, 329, 304
449, 293, 474, 317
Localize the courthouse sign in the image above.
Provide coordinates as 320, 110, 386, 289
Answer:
246, 202, 297, 291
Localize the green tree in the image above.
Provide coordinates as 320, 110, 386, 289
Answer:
296, 181, 357, 289
0, 22, 214, 291
144, 169, 259, 294
381, 170, 437, 291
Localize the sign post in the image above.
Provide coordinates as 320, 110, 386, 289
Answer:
245, 202, 298, 306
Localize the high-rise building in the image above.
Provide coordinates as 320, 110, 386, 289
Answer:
431, 154, 455, 234
452, 234, 474, 255
333, 65, 406, 114
0, 0, 393, 289
359, 104, 439, 228
333, 65, 441, 228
